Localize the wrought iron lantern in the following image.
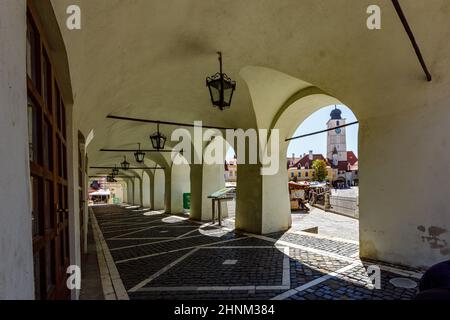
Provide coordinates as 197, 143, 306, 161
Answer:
107, 175, 115, 183
206, 52, 236, 110
112, 165, 119, 176
150, 122, 166, 150
120, 156, 130, 171
134, 143, 146, 163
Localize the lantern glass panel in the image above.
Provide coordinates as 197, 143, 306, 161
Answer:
150, 132, 166, 150
121, 160, 130, 170
134, 151, 145, 163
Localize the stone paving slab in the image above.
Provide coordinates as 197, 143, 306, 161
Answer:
266, 231, 359, 257
117, 249, 192, 291
110, 233, 244, 263
91, 205, 422, 301
287, 265, 418, 300
147, 247, 286, 287
288, 248, 351, 288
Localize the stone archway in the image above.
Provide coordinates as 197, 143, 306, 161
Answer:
171, 154, 190, 214
153, 169, 165, 210
142, 170, 152, 208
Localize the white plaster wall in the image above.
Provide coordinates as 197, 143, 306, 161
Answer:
0, 0, 34, 299
121, 181, 128, 203
67, 104, 81, 300
261, 153, 291, 234
359, 105, 450, 268
127, 180, 134, 205
201, 163, 227, 221
154, 170, 165, 210
171, 162, 190, 214
142, 171, 151, 208
133, 177, 141, 206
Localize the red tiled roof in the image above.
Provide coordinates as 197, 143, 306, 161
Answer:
347, 151, 358, 165
337, 161, 349, 171
293, 154, 329, 168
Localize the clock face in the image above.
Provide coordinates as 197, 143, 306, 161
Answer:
335, 127, 341, 134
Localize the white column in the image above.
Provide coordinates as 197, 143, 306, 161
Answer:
0, 0, 34, 299
142, 171, 151, 208
171, 162, 190, 214
153, 169, 165, 210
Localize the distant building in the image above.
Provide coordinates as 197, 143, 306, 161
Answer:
326, 106, 358, 186
288, 150, 336, 182
224, 156, 237, 183
287, 106, 359, 186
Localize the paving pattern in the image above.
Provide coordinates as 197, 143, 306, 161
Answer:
91, 205, 423, 300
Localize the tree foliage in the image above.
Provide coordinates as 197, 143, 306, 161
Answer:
312, 159, 328, 182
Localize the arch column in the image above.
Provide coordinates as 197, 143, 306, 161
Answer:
235, 136, 291, 234
189, 164, 203, 220
133, 176, 142, 206
171, 161, 190, 214
189, 138, 229, 222
153, 169, 165, 210
126, 179, 134, 205
164, 167, 171, 213
142, 171, 152, 208
121, 180, 128, 203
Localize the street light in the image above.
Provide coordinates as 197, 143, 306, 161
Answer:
206, 52, 236, 110
120, 156, 130, 170
150, 122, 166, 150
112, 165, 119, 176
134, 143, 145, 163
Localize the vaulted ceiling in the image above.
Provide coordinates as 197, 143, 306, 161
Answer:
49, 0, 450, 171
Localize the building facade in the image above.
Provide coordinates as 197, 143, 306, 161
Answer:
287, 107, 358, 186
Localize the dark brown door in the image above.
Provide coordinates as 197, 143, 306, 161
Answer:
27, 2, 71, 300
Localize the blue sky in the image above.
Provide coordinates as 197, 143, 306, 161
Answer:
286, 104, 358, 158
225, 104, 358, 160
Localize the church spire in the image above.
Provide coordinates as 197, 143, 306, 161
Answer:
330, 105, 342, 120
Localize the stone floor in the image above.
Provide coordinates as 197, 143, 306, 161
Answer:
290, 207, 359, 242
89, 204, 424, 300
227, 200, 359, 242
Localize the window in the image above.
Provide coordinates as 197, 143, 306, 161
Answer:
42, 51, 52, 112
27, 99, 40, 162
26, 16, 41, 91
291, 172, 294, 178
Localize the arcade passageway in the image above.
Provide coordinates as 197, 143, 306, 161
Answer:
88, 205, 420, 300
0, 0, 449, 300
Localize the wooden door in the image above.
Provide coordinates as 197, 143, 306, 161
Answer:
27, 2, 71, 300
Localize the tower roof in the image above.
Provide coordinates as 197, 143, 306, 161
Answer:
330, 106, 342, 120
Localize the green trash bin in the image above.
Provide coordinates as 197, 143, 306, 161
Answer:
183, 193, 191, 210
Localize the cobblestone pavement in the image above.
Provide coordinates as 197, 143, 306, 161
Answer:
91, 205, 423, 300
227, 200, 358, 241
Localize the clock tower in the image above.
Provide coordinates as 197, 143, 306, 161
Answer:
327, 106, 347, 164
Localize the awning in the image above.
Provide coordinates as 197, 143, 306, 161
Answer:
89, 189, 110, 196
